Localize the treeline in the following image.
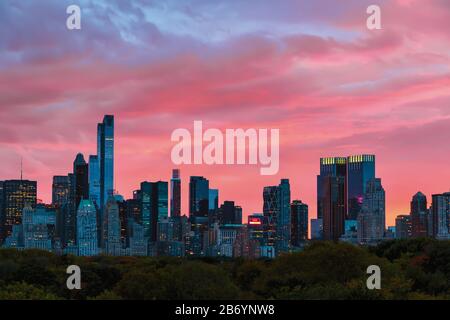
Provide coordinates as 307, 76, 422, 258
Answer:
0, 239, 449, 300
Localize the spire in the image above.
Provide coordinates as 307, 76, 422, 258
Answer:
20, 157, 23, 180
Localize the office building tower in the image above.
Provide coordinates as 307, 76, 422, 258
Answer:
0, 180, 37, 243
321, 176, 346, 241
395, 215, 412, 239
52, 176, 70, 207
310, 218, 323, 240
347, 155, 375, 219
88, 155, 100, 206
73, 153, 89, 210
291, 200, 308, 247
357, 178, 385, 244
0, 181, 4, 241
209, 189, 219, 211
102, 196, 122, 255
170, 169, 181, 217
431, 193, 450, 240
23, 204, 56, 251
77, 199, 99, 256
317, 157, 347, 220
189, 176, 209, 217
98, 115, 114, 209
248, 213, 264, 243
410, 192, 428, 238
263, 179, 291, 253
139, 181, 168, 242
218, 201, 242, 225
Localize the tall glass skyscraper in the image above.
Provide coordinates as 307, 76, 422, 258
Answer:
139, 181, 168, 242
88, 155, 100, 206
99, 115, 114, 209
170, 169, 181, 217
290, 200, 308, 247
189, 176, 209, 217
410, 191, 428, 238
263, 179, 291, 253
357, 178, 385, 244
347, 155, 375, 220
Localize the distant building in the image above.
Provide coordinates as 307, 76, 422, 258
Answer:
77, 200, 99, 256
98, 115, 114, 209
103, 197, 122, 255
410, 192, 429, 238
23, 204, 56, 251
321, 176, 346, 241
290, 200, 308, 246
1, 179, 37, 243
357, 178, 385, 245
218, 201, 242, 225
52, 176, 70, 208
139, 181, 168, 242
431, 193, 450, 240
208, 189, 219, 211
395, 215, 412, 239
310, 218, 323, 240
189, 176, 209, 217
129, 220, 148, 256
170, 169, 181, 217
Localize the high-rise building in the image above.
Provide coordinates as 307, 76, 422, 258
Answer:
129, 220, 149, 256
290, 200, 308, 247
317, 157, 347, 220
73, 153, 89, 210
410, 192, 428, 238
139, 181, 168, 242
170, 169, 181, 217
208, 189, 219, 211
77, 199, 98, 256
189, 176, 209, 217
347, 155, 375, 219
321, 176, 346, 241
248, 213, 264, 243
0, 180, 37, 243
0, 181, 4, 241
263, 179, 291, 253
88, 155, 100, 206
98, 115, 114, 209
102, 196, 122, 255
357, 178, 385, 244
23, 204, 56, 251
52, 176, 70, 207
431, 193, 450, 240
310, 218, 323, 240
218, 201, 242, 225
395, 215, 412, 239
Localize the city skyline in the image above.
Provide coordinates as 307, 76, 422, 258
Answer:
1, 0, 450, 227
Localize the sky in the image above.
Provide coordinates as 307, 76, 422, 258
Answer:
1, 0, 449, 227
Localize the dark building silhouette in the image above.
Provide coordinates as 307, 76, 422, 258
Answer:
321, 176, 346, 241
139, 181, 168, 242
170, 169, 181, 217
410, 192, 428, 238
317, 157, 347, 220
0, 180, 37, 243
430, 193, 450, 240
395, 214, 412, 239
189, 176, 209, 217
291, 200, 308, 247
52, 176, 70, 208
218, 201, 242, 225
73, 153, 89, 210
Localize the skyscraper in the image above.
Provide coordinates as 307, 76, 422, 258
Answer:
208, 189, 219, 211
317, 157, 347, 220
98, 115, 114, 209
395, 215, 412, 239
321, 176, 346, 241
347, 155, 375, 220
73, 153, 89, 210
263, 179, 291, 253
88, 155, 100, 206
189, 176, 209, 217
102, 196, 122, 255
357, 178, 385, 244
170, 169, 181, 217
0, 180, 37, 243
139, 181, 168, 242
52, 176, 70, 208
290, 200, 308, 247
431, 193, 450, 240
410, 192, 428, 238
77, 199, 99, 256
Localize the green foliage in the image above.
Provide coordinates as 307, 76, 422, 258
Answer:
0, 239, 449, 300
